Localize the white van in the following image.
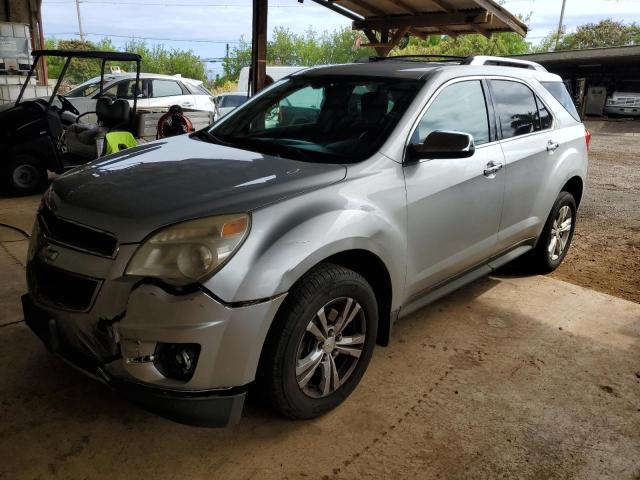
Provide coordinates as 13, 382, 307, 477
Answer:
237, 66, 306, 93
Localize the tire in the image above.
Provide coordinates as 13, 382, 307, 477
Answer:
2, 154, 48, 196
259, 263, 378, 420
528, 191, 577, 273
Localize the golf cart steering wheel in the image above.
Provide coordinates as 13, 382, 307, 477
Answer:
56, 94, 79, 115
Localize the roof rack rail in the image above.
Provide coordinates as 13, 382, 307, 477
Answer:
361, 54, 467, 63
462, 55, 547, 71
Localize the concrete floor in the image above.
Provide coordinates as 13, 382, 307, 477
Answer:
1, 195, 640, 479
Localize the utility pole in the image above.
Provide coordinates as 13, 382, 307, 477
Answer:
75, 0, 85, 42
554, 0, 567, 51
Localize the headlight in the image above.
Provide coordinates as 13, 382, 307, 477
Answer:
125, 214, 250, 286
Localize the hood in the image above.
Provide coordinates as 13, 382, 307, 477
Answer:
50, 135, 346, 243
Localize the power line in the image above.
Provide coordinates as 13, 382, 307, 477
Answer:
45, 1, 326, 6
48, 31, 242, 43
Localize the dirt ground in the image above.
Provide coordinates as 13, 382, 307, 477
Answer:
0, 124, 639, 479
550, 120, 640, 303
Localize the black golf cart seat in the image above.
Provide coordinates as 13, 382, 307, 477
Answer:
65, 97, 131, 159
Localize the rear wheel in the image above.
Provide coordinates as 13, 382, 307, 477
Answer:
528, 191, 577, 273
3, 154, 48, 196
259, 263, 378, 419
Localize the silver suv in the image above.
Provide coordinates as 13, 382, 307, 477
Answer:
23, 56, 589, 426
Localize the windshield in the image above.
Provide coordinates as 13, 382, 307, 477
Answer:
219, 95, 248, 108
207, 75, 423, 163
65, 79, 104, 98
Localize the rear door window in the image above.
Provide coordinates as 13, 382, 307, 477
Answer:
412, 80, 490, 146
490, 80, 541, 139
541, 81, 580, 121
152, 80, 184, 98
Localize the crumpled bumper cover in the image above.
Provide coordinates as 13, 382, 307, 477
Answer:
22, 293, 245, 427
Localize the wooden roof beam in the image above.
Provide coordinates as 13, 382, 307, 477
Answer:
472, 0, 527, 37
353, 11, 490, 30
470, 23, 492, 38
339, 0, 386, 17
385, 0, 419, 15
430, 0, 454, 12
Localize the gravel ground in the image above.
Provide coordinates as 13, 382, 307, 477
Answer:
550, 121, 640, 303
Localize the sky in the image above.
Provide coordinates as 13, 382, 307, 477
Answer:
41, 0, 640, 77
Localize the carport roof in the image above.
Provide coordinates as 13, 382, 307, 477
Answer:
311, 0, 527, 40
513, 45, 640, 67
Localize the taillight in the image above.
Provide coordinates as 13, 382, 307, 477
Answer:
585, 129, 591, 151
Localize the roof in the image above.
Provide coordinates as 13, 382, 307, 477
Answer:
299, 61, 442, 79
31, 49, 141, 62
75, 72, 203, 87
311, 0, 527, 53
513, 45, 640, 67
296, 58, 560, 82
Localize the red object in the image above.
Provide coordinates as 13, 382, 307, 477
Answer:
584, 129, 591, 151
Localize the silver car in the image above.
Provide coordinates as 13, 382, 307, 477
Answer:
23, 56, 589, 426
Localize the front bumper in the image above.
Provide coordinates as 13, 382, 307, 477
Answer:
23, 293, 246, 427
604, 105, 640, 116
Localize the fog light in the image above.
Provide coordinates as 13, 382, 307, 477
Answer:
153, 343, 201, 382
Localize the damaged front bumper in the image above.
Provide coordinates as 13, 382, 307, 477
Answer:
23, 293, 248, 427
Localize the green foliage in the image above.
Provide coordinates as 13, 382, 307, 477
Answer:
396, 31, 531, 57
219, 27, 375, 84
44, 37, 207, 84
45, 38, 115, 84
121, 40, 207, 81
535, 19, 640, 52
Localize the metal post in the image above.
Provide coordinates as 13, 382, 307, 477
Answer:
75, 0, 85, 42
554, 0, 567, 51
250, 0, 267, 95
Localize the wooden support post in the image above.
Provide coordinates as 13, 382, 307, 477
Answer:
250, 0, 268, 95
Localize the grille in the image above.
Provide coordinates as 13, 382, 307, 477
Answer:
38, 204, 118, 257
28, 257, 101, 312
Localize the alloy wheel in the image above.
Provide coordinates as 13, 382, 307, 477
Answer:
295, 297, 366, 398
548, 205, 572, 261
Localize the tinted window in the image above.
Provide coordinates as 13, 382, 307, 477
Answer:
209, 76, 423, 163
541, 81, 580, 121
536, 97, 553, 130
152, 80, 184, 98
219, 95, 248, 108
66, 80, 102, 98
412, 80, 490, 146
491, 80, 540, 139
102, 79, 146, 99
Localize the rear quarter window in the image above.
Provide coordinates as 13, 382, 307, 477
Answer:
541, 81, 581, 122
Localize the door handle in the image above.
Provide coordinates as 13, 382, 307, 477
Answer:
182, 102, 194, 107
546, 140, 560, 152
483, 161, 503, 177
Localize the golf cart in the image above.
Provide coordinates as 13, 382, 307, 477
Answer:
0, 49, 142, 195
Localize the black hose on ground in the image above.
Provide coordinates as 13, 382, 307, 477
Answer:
0, 223, 31, 239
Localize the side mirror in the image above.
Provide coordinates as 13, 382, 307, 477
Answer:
407, 130, 475, 161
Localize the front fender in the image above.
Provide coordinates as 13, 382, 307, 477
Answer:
205, 170, 407, 310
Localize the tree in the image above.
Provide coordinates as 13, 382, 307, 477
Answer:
395, 31, 531, 57
122, 40, 207, 81
536, 19, 640, 52
45, 38, 116, 84
219, 27, 374, 84
44, 38, 207, 84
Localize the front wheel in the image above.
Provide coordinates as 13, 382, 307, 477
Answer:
529, 191, 577, 273
2, 154, 48, 196
259, 263, 378, 419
